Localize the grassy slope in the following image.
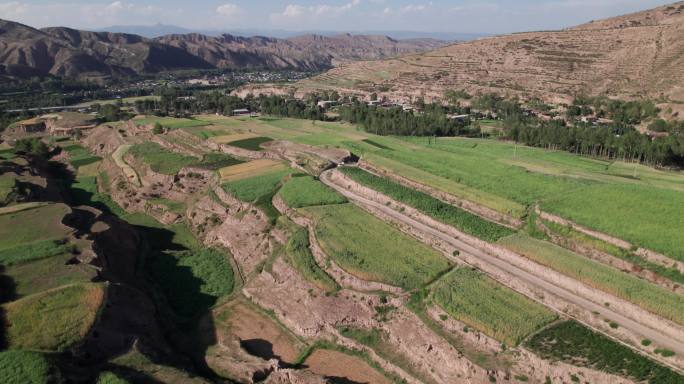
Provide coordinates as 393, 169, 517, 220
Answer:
279, 175, 347, 208
3, 283, 105, 351
5, 253, 96, 298
433, 268, 556, 346
0, 204, 72, 251
302, 204, 451, 290
499, 234, 684, 326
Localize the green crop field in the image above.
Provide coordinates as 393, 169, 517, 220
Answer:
499, 234, 684, 326
148, 248, 234, 318
0, 240, 72, 266
61, 143, 102, 169
129, 142, 200, 175
340, 167, 514, 242
337, 135, 684, 261
543, 220, 684, 284
222, 167, 292, 223
301, 204, 451, 290
285, 227, 340, 293
4, 253, 97, 298
433, 268, 556, 346
0, 350, 60, 384
0, 204, 72, 252
223, 168, 291, 203
2, 283, 105, 351
526, 321, 682, 384
279, 175, 347, 208
226, 136, 273, 151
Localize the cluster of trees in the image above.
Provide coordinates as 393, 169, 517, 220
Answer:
338, 101, 478, 137
569, 96, 659, 124
257, 95, 326, 120
649, 119, 684, 134
506, 119, 684, 167
13, 137, 50, 159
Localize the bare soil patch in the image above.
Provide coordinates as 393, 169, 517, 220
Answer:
304, 349, 391, 384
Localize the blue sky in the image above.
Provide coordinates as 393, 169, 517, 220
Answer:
0, 0, 676, 33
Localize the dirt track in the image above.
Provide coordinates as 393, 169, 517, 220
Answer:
320, 168, 684, 372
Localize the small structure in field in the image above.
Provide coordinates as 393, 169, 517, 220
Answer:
232, 108, 253, 117
317, 100, 338, 109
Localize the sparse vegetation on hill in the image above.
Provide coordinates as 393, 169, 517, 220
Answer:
340, 167, 513, 242
433, 268, 556, 346
526, 321, 683, 384
302, 203, 451, 290
279, 175, 347, 208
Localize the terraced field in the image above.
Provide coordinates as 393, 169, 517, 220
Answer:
338, 135, 684, 262
433, 268, 556, 346
300, 203, 451, 290
499, 234, 684, 326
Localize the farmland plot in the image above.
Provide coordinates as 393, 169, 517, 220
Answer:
499, 234, 684, 326
301, 203, 451, 290
433, 268, 556, 346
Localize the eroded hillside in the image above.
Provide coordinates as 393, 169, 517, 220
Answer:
288, 2, 684, 104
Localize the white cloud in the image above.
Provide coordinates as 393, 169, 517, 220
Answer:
272, 0, 361, 21
282, 4, 305, 17
400, 3, 430, 13
216, 3, 243, 18
0, 1, 30, 18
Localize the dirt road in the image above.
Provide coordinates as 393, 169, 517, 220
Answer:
320, 169, 684, 372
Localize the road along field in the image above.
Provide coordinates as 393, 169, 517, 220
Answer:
320, 167, 684, 371
341, 135, 684, 263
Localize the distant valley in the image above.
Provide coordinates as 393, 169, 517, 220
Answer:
0, 19, 447, 80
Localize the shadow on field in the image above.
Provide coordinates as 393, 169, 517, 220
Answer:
325, 377, 366, 384
0, 266, 15, 350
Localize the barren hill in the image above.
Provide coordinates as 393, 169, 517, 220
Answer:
0, 19, 446, 79
291, 2, 684, 104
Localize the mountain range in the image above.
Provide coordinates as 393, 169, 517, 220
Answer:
99, 24, 486, 41
0, 19, 447, 80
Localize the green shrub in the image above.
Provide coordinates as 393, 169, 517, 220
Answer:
0, 351, 60, 384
